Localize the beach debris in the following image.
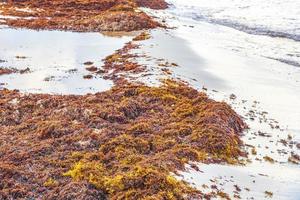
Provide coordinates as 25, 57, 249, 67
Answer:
83, 61, 94, 66
0, 67, 16, 75
66, 69, 78, 74
19, 67, 31, 74
0, 79, 246, 199
0, 67, 31, 76
234, 184, 242, 192
264, 191, 273, 198
44, 76, 55, 82
94, 41, 147, 83
15, 55, 27, 59
251, 147, 257, 155
161, 68, 172, 75
216, 191, 230, 200
133, 32, 151, 41
135, 0, 169, 9
263, 156, 275, 163
85, 66, 98, 72
0, 0, 167, 32
230, 94, 237, 100
83, 74, 93, 79
288, 153, 300, 164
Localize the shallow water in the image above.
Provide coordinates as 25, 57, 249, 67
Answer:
168, 0, 300, 40
0, 27, 132, 94
166, 0, 300, 68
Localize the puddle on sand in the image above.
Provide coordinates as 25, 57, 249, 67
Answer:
0, 27, 132, 94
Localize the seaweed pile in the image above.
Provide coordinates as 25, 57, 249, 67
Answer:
0, 67, 15, 76
0, 1, 249, 198
102, 41, 144, 82
83, 31, 178, 85
0, 67, 30, 76
0, 0, 167, 31
0, 79, 246, 199
82, 32, 151, 83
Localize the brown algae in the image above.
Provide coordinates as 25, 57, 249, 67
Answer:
0, 0, 167, 32
0, 79, 246, 199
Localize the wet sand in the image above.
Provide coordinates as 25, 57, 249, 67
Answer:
139, 5, 300, 199
0, 1, 299, 199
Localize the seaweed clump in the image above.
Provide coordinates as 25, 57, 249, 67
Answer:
135, 0, 169, 9
103, 42, 144, 74
83, 41, 147, 84
0, 67, 16, 75
0, 67, 30, 76
133, 32, 151, 41
0, 0, 167, 32
0, 80, 246, 199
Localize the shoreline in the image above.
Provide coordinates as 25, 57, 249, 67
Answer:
146, 3, 300, 199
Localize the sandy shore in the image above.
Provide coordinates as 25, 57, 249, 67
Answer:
0, 0, 299, 199
140, 3, 300, 199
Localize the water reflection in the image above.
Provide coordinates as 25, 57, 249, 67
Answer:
0, 28, 132, 94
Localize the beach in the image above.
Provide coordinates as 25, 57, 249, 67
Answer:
1, 0, 300, 199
